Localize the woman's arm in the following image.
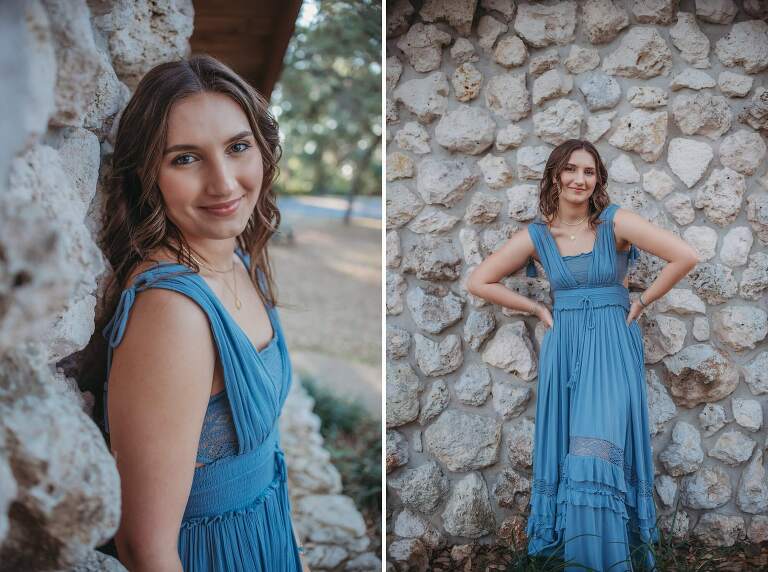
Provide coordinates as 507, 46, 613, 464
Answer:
467, 229, 549, 321
615, 208, 699, 322
107, 288, 216, 572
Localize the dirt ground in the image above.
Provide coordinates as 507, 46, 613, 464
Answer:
269, 210, 382, 418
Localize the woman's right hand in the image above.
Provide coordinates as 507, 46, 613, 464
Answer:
535, 304, 554, 329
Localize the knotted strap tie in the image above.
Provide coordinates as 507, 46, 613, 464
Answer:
566, 296, 595, 390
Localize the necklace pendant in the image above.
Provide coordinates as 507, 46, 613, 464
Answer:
235, 298, 242, 310
569, 234, 576, 240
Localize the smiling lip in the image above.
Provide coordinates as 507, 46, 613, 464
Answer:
200, 196, 242, 216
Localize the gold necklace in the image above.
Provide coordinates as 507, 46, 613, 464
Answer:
557, 214, 588, 241
188, 249, 242, 310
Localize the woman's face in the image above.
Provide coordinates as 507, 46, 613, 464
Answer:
157, 92, 264, 242
556, 148, 598, 205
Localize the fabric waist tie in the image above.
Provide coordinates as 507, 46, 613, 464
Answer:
182, 424, 286, 520
553, 285, 631, 391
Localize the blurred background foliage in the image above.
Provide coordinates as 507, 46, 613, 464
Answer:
271, 0, 382, 200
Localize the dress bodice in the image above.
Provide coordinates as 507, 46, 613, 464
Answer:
562, 249, 631, 286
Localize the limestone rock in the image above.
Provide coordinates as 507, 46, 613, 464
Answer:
655, 475, 678, 508
435, 105, 496, 155
393, 72, 450, 123
694, 168, 746, 227
718, 71, 753, 98
387, 326, 411, 360
495, 124, 525, 151
564, 45, 600, 74
387, 271, 407, 315
744, 352, 768, 396
442, 472, 496, 538
732, 398, 763, 433
507, 184, 539, 222
700, 403, 729, 437
642, 169, 676, 200
425, 410, 501, 471
413, 333, 463, 376
666, 137, 713, 189
492, 380, 531, 420
390, 461, 449, 515
395, 122, 431, 155
388, 539, 427, 570
296, 494, 368, 549
493, 34, 527, 68
465, 193, 503, 225
602, 27, 673, 79
533, 99, 583, 145
584, 111, 615, 143
578, 72, 620, 111
608, 110, 667, 162
632, 0, 679, 25
720, 227, 754, 267
387, 151, 415, 181
669, 12, 710, 69
420, 0, 478, 36
481, 0, 517, 21
477, 14, 507, 53
387, 183, 424, 229
681, 465, 732, 509
695, 0, 738, 24
493, 468, 531, 511
609, 154, 640, 184
746, 192, 768, 245
748, 516, 768, 543
386, 430, 409, 473
513, 2, 576, 48
715, 20, 768, 74
459, 228, 483, 265
516, 145, 551, 180
671, 68, 716, 91
529, 48, 560, 76
532, 69, 573, 107
396, 23, 451, 73
688, 263, 738, 305
662, 344, 740, 407
417, 158, 477, 207
407, 286, 463, 334
671, 93, 732, 140
646, 370, 677, 435
387, 0, 415, 37
452, 63, 483, 102
482, 322, 537, 381
463, 310, 496, 351
742, 87, 768, 133
718, 129, 766, 176
455, 364, 493, 406
451, 38, 478, 64
408, 207, 460, 234
477, 155, 514, 190
651, 289, 706, 315
693, 317, 710, 342
659, 421, 704, 476
419, 380, 449, 426
694, 514, 745, 547
709, 431, 756, 466
683, 226, 717, 262
580, 0, 629, 45
485, 72, 530, 121
627, 86, 668, 109
739, 253, 768, 301
402, 236, 462, 281
664, 193, 695, 226
506, 417, 535, 469
712, 305, 768, 352
386, 362, 422, 428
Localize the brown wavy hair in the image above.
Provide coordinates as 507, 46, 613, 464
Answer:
73, 54, 283, 430
538, 139, 610, 231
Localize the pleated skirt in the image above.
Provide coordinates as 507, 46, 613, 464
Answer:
526, 292, 659, 572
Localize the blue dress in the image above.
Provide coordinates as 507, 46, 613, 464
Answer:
524, 204, 659, 572
102, 250, 302, 571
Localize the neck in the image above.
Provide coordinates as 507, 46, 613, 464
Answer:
556, 199, 590, 225
186, 237, 238, 272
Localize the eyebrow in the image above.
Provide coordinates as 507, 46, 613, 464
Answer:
566, 163, 595, 169
164, 130, 254, 155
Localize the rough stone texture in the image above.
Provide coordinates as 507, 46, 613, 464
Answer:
424, 410, 501, 471
420, 0, 479, 36
387, 362, 423, 428
435, 105, 496, 155
387, 4, 768, 551
715, 20, 768, 74
694, 514, 745, 547
396, 24, 452, 73
441, 472, 496, 538
696, 0, 738, 24
662, 344, 740, 407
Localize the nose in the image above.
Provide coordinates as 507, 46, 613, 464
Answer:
206, 154, 238, 197
573, 170, 585, 185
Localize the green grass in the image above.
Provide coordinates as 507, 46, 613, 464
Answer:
301, 376, 382, 515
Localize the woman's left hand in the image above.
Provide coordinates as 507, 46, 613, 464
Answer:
626, 299, 645, 325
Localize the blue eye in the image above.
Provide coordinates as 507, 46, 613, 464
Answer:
171, 142, 251, 166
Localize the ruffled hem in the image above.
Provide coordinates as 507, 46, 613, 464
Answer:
178, 480, 301, 572
527, 454, 659, 553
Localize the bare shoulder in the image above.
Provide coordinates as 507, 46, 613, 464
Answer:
611, 206, 644, 247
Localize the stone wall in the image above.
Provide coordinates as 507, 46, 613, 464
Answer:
0, 1, 378, 571
386, 0, 768, 564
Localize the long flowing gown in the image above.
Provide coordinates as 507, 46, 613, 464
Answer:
524, 203, 659, 572
102, 250, 302, 571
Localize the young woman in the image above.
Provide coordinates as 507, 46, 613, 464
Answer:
97, 55, 307, 571
467, 139, 699, 571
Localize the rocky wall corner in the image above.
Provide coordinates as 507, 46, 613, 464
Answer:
386, 0, 768, 566
0, 0, 193, 569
